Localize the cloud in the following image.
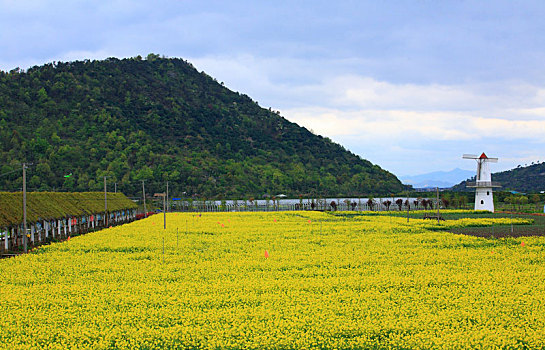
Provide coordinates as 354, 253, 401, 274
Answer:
2, 0, 545, 175
188, 54, 545, 174
285, 107, 545, 142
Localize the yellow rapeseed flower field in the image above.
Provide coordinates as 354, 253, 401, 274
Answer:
0, 211, 543, 349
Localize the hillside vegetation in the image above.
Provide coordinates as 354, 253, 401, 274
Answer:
0, 54, 403, 198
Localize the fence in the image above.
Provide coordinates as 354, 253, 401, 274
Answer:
1, 209, 138, 254
167, 198, 447, 213
0, 192, 138, 255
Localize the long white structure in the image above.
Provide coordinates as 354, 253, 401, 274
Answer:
463, 153, 501, 212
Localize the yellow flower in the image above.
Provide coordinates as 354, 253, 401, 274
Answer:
1, 210, 544, 348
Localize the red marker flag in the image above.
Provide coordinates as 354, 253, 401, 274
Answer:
264, 250, 269, 258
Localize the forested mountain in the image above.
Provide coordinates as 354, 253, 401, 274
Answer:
0, 54, 404, 198
453, 162, 545, 193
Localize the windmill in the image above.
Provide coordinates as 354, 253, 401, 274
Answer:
463, 153, 501, 212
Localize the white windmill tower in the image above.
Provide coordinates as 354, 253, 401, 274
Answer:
463, 153, 501, 212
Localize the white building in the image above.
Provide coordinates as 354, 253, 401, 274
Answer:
464, 153, 501, 212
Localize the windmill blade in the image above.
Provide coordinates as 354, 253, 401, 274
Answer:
486, 158, 498, 163
462, 154, 478, 159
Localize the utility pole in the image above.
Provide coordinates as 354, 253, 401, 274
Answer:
22, 163, 28, 253
142, 180, 147, 217
104, 176, 109, 226
436, 187, 440, 224
114, 182, 117, 193
406, 191, 410, 223
166, 180, 169, 212
154, 193, 166, 229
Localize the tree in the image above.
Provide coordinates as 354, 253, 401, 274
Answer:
395, 198, 403, 211
442, 193, 451, 208
383, 200, 392, 211
459, 195, 467, 209
504, 195, 516, 211
367, 198, 375, 211
530, 194, 541, 211
422, 199, 430, 210
518, 196, 529, 211
330, 201, 337, 211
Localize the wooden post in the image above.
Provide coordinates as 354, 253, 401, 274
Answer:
436, 187, 440, 224
142, 181, 147, 218
22, 163, 28, 253
407, 192, 410, 223
4, 227, 8, 250
104, 176, 108, 227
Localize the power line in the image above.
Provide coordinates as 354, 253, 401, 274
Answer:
0, 167, 23, 177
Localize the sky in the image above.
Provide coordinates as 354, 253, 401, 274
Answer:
1, 0, 545, 177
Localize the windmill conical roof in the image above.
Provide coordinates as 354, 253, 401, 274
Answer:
479, 152, 488, 159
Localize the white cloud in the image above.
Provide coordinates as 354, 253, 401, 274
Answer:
332, 77, 486, 110
188, 54, 545, 174
288, 109, 440, 141
285, 107, 545, 142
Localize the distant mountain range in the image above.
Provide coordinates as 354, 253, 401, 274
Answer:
453, 162, 545, 193
400, 168, 474, 189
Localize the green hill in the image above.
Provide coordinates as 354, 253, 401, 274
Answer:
453, 162, 545, 193
0, 54, 404, 198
